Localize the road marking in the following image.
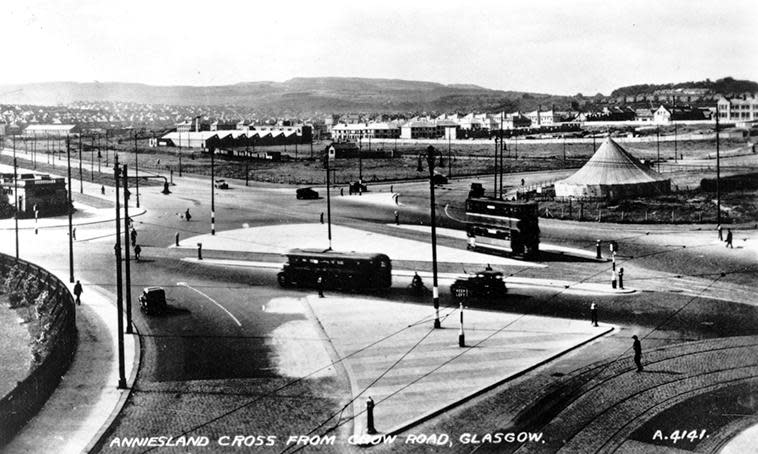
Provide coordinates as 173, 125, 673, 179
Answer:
176, 281, 242, 327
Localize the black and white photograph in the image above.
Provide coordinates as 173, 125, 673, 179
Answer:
0, 1, 757, 452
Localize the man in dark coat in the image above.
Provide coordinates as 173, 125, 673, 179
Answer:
73, 280, 83, 305
725, 229, 733, 248
632, 335, 643, 372
590, 303, 598, 327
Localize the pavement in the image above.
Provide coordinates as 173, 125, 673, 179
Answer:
0, 161, 139, 454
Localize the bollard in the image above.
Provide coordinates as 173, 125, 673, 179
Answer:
175, 232, 180, 247
596, 240, 602, 259
458, 302, 465, 347
366, 397, 377, 435
197, 243, 202, 260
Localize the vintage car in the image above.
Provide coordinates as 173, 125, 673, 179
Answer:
432, 173, 448, 185
348, 181, 368, 194
214, 179, 229, 189
450, 268, 507, 299
139, 287, 167, 315
296, 187, 319, 200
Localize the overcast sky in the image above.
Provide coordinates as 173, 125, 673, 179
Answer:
2, 0, 756, 95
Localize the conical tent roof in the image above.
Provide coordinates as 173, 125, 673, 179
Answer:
559, 137, 668, 186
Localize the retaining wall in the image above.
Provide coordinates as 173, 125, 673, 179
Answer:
0, 253, 77, 447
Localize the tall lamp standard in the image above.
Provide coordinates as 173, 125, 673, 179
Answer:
133, 130, 140, 208
716, 104, 721, 225
323, 147, 333, 250
417, 145, 442, 329
66, 135, 74, 283
13, 137, 19, 261
210, 144, 216, 235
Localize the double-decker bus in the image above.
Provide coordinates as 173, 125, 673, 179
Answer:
277, 249, 392, 290
465, 198, 540, 256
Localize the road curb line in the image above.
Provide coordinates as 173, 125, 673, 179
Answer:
82, 287, 143, 454
301, 295, 358, 440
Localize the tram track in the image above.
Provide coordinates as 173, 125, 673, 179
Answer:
497, 338, 758, 454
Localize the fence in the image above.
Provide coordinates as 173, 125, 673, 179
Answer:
0, 253, 77, 447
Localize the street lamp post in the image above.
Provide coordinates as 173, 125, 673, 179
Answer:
716, 108, 721, 225
66, 135, 74, 283
13, 151, 19, 261
78, 134, 83, 193
417, 145, 442, 329
113, 155, 127, 389
324, 147, 333, 250
134, 131, 140, 208
122, 165, 133, 334
211, 145, 216, 235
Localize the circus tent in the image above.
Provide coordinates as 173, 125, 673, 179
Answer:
554, 137, 670, 200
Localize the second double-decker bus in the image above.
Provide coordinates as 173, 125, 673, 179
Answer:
465, 198, 540, 256
277, 249, 392, 291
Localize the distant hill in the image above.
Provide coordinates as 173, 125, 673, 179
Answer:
610, 77, 758, 98
1, 76, 754, 117
0, 77, 557, 116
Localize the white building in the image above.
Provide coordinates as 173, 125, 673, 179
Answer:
717, 95, 758, 122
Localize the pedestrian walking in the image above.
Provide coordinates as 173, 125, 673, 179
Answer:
175, 232, 180, 247
185, 209, 191, 222
73, 280, 83, 305
340, 188, 344, 197
717, 224, 723, 241
101, 185, 105, 195
317, 275, 325, 298
394, 210, 399, 225
130, 228, 137, 245
134, 244, 142, 261
72, 227, 77, 240
618, 267, 624, 289
320, 212, 324, 224
590, 303, 598, 327
725, 228, 733, 248
632, 335, 643, 372
611, 268, 618, 289
390, 185, 393, 193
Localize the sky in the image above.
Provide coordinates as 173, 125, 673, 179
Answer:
1, 0, 756, 95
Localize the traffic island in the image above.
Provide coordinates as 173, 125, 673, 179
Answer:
302, 295, 615, 442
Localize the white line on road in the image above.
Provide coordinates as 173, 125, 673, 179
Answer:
176, 281, 242, 327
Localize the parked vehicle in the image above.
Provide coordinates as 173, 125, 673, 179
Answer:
214, 179, 229, 189
450, 268, 507, 299
139, 287, 167, 315
296, 187, 319, 199
432, 173, 448, 185
349, 181, 368, 194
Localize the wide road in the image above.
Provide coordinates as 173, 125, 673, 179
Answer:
2, 161, 756, 453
